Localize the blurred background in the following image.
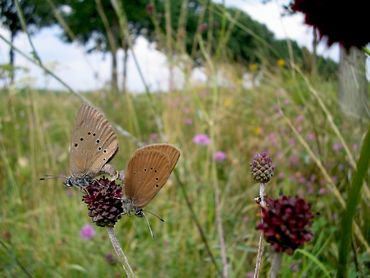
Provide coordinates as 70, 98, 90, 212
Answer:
0, 0, 369, 277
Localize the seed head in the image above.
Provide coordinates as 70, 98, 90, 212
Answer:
82, 178, 124, 227
257, 196, 314, 254
250, 151, 275, 183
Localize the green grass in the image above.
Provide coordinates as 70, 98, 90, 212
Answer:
0, 68, 369, 277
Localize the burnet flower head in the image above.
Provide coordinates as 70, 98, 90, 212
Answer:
250, 151, 275, 183
290, 0, 369, 49
82, 178, 124, 227
257, 195, 314, 254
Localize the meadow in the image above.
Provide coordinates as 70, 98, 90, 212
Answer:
0, 65, 369, 277
1, 1, 370, 277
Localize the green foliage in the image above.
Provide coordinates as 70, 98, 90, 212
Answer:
147, 1, 337, 78
59, 0, 152, 53
0, 0, 53, 37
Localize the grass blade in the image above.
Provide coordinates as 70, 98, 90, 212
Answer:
296, 249, 331, 278
337, 124, 370, 277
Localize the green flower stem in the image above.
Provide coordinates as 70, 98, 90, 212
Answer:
269, 252, 282, 278
254, 183, 267, 278
107, 227, 135, 278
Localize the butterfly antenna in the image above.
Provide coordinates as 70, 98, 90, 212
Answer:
143, 212, 155, 239
39, 174, 65, 181
143, 210, 165, 222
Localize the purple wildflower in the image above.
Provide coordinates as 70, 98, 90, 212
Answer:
184, 118, 193, 125
193, 134, 210, 145
289, 138, 296, 146
295, 115, 304, 124
289, 154, 299, 167
306, 133, 316, 141
105, 253, 117, 265
80, 224, 96, 240
149, 133, 159, 142
214, 151, 226, 162
332, 143, 343, 152
268, 132, 278, 146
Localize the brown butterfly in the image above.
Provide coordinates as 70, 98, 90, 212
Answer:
64, 104, 119, 187
122, 144, 180, 217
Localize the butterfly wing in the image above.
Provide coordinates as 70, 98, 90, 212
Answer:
124, 145, 180, 208
70, 104, 118, 177
134, 144, 180, 173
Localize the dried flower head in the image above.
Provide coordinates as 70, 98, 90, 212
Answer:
290, 0, 369, 49
250, 151, 274, 183
82, 178, 124, 227
257, 196, 314, 254
146, 3, 154, 15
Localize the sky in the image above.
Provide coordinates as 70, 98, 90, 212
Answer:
0, 0, 345, 92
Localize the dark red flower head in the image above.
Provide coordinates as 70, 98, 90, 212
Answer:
257, 196, 314, 254
250, 151, 275, 183
82, 178, 124, 227
290, 0, 370, 49
146, 3, 155, 15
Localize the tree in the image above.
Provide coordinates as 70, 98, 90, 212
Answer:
0, 0, 53, 83
146, 1, 337, 79
59, 0, 152, 92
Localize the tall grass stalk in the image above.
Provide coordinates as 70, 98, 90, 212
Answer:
281, 104, 370, 254
0, 34, 142, 146
337, 125, 370, 277
110, 0, 165, 138
198, 34, 229, 277
294, 65, 370, 201
0, 240, 32, 278
14, 0, 42, 64
295, 249, 331, 278
174, 170, 222, 277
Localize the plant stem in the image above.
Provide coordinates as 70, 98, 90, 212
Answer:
107, 227, 135, 278
254, 233, 265, 278
259, 183, 266, 207
215, 182, 229, 278
254, 183, 266, 278
269, 252, 282, 278
174, 170, 222, 277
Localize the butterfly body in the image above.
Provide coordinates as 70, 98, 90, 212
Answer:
122, 198, 144, 217
65, 104, 118, 188
122, 144, 180, 216
64, 175, 93, 188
